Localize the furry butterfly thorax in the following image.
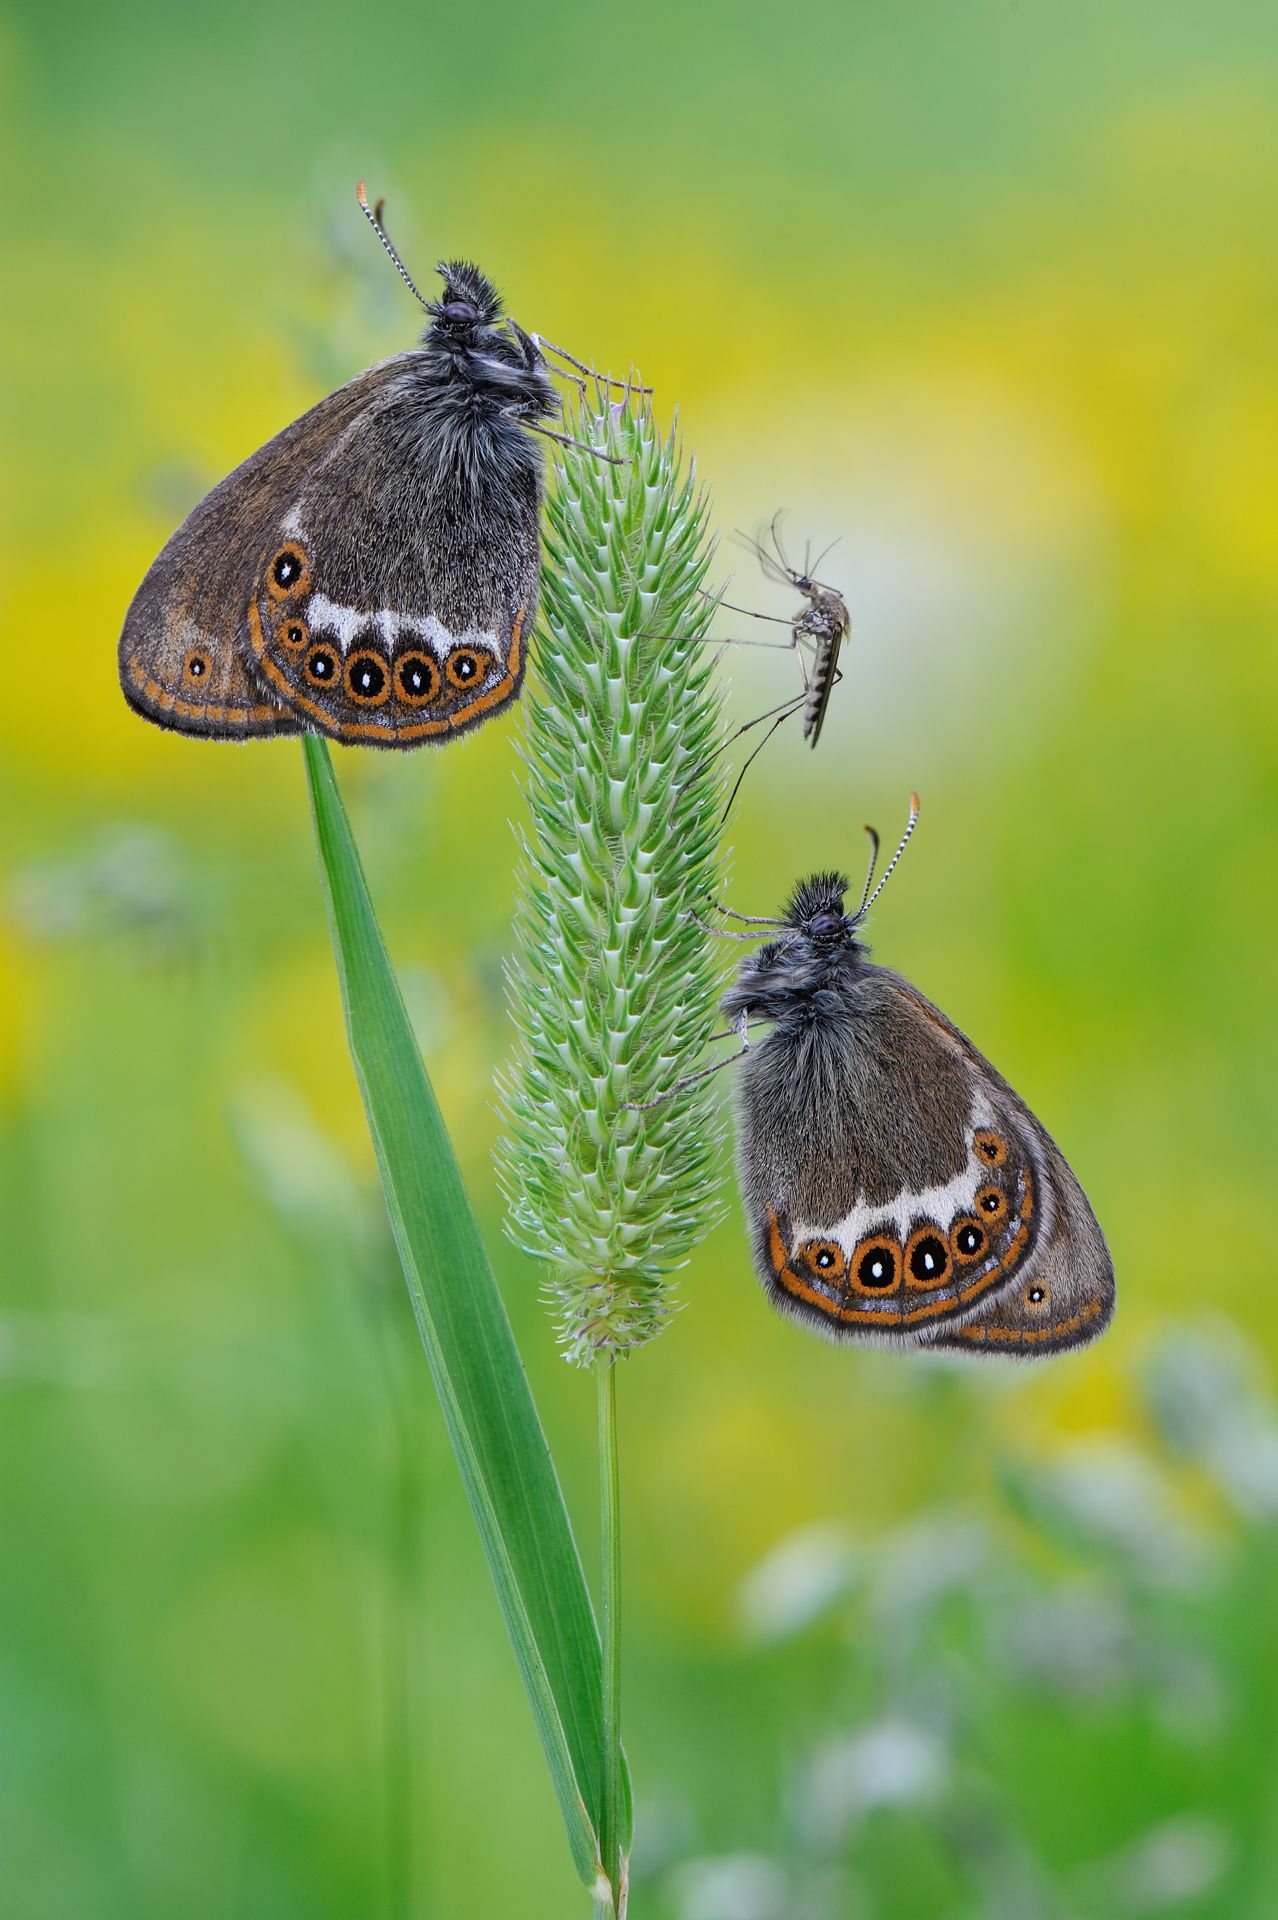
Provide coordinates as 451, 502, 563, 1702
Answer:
119, 205, 570, 750
720, 833, 1116, 1360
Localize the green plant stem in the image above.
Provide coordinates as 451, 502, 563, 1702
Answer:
596, 1355, 624, 1918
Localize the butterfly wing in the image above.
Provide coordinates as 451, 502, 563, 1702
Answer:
887, 976, 1115, 1358
118, 361, 410, 739
242, 365, 542, 748
922, 1101, 1115, 1358
737, 966, 1113, 1356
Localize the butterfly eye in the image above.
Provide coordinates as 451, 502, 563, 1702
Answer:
441, 300, 479, 326
809, 910, 845, 940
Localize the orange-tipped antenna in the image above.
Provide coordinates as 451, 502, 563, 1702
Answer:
858, 793, 920, 920
356, 181, 432, 312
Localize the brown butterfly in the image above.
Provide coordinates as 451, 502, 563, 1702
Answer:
695, 799, 1115, 1358
120, 187, 612, 748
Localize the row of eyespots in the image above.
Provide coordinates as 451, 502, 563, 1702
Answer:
286, 632, 497, 707
265, 545, 500, 703
799, 1186, 1011, 1295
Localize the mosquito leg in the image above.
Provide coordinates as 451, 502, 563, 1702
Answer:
701, 693, 806, 765
722, 705, 801, 822
695, 588, 797, 629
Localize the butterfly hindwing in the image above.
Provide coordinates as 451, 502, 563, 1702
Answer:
923, 1106, 1115, 1358
737, 965, 1112, 1357
118, 360, 412, 740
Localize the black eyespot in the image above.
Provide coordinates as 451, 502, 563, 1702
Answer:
186, 653, 207, 678
397, 652, 441, 706
278, 616, 309, 653
306, 646, 337, 684
953, 1220, 987, 1259
908, 1233, 950, 1284
857, 1245, 898, 1290
1028, 1286, 1047, 1304
346, 652, 388, 703
974, 1129, 1008, 1166
977, 1185, 1006, 1220
445, 646, 495, 690
272, 547, 305, 589
803, 1240, 845, 1280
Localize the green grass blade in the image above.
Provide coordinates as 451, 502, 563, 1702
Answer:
302, 734, 607, 1888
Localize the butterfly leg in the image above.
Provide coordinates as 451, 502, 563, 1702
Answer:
709, 903, 788, 927
518, 415, 626, 465
621, 1011, 751, 1112
687, 909, 781, 941
533, 333, 653, 396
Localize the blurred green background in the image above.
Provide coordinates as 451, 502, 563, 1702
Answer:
3, 2, 1277, 1915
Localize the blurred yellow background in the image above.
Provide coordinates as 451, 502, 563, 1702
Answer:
3, 2, 1277, 1915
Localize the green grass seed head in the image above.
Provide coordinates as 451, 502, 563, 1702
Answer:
499, 393, 729, 1364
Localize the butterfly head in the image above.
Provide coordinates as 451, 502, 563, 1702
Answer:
430, 259, 505, 334
785, 871, 857, 949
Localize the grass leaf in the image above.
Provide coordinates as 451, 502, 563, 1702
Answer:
303, 733, 609, 1887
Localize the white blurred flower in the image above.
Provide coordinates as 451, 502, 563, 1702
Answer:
1090, 1814, 1232, 1913
737, 1522, 857, 1643
798, 1719, 948, 1848
1034, 1440, 1214, 1588
671, 1854, 789, 1920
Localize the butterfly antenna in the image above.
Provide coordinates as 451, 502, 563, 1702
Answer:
856, 824, 881, 915
356, 181, 433, 312
859, 793, 921, 918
